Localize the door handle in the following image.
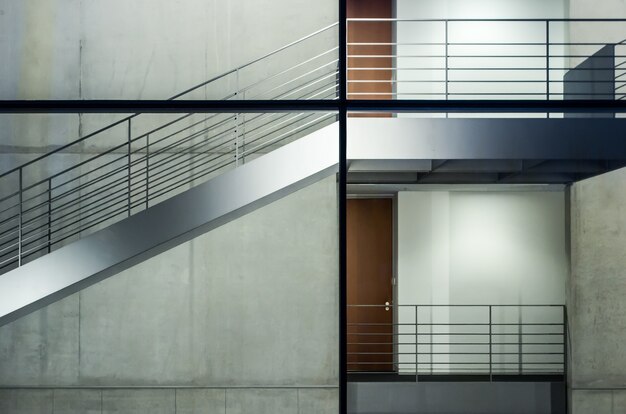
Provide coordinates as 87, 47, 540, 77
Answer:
385, 301, 390, 311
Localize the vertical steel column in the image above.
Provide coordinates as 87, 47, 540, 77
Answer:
17, 168, 23, 266
47, 178, 52, 254
339, 106, 347, 413
127, 119, 132, 216
339, 0, 347, 410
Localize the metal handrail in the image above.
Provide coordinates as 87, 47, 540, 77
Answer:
347, 18, 626, 22
0, 22, 339, 181
347, 18, 626, 101
0, 24, 339, 271
347, 304, 567, 378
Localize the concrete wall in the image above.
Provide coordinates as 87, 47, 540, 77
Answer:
567, 2, 626, 412
0, 175, 339, 413
0, 1, 339, 264
0, 0, 338, 173
569, 167, 626, 414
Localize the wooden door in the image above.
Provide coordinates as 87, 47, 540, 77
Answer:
347, 198, 394, 372
347, 0, 393, 110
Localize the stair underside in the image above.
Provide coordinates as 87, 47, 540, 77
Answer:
2, 117, 626, 326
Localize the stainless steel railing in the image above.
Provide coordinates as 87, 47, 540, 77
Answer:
0, 23, 339, 273
348, 304, 566, 378
4, 18, 626, 273
347, 18, 626, 101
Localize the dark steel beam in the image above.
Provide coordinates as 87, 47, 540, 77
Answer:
338, 0, 347, 412
347, 99, 626, 113
0, 100, 338, 114
2, 99, 626, 113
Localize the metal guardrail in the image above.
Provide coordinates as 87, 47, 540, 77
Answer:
3, 19, 626, 273
347, 304, 566, 378
0, 24, 339, 273
347, 19, 626, 101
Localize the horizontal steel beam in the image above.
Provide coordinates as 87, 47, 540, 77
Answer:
3, 115, 626, 326
347, 118, 626, 160
2, 99, 626, 113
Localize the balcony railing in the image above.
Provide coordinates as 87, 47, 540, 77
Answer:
348, 304, 567, 378
347, 19, 626, 101
0, 24, 339, 274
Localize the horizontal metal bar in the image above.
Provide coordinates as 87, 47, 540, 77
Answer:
348, 304, 565, 307
171, 22, 338, 99
351, 42, 626, 46
349, 352, 563, 355
351, 334, 563, 337
348, 79, 620, 83
349, 54, 626, 59
0, 100, 340, 113
348, 67, 618, 71
348, 322, 563, 326
346, 99, 626, 112
2, 99, 626, 115
347, 18, 626, 22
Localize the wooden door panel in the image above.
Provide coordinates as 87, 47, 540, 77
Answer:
347, 0, 393, 111
347, 198, 393, 372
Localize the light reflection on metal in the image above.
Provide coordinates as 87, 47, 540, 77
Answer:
0, 124, 339, 327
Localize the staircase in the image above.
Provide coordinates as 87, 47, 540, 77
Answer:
0, 23, 340, 326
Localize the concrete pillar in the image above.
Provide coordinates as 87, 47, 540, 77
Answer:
570, 167, 626, 414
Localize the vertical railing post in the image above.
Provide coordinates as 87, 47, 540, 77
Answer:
489, 305, 493, 381
445, 20, 449, 102
145, 134, 150, 210
17, 168, 23, 266
234, 115, 240, 167
519, 306, 523, 375
234, 68, 241, 167
563, 305, 568, 378
235, 67, 240, 96
415, 305, 419, 381
127, 119, 132, 216
47, 178, 52, 254
546, 20, 550, 102
430, 306, 434, 375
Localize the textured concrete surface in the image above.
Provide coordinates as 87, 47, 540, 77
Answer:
570, 167, 626, 413
0, 389, 53, 414
0, 387, 338, 414
225, 389, 298, 414
0, 0, 336, 101
101, 389, 175, 414
0, 175, 338, 394
0, 295, 79, 386
52, 389, 101, 414
175, 389, 226, 414
73, 175, 338, 386
0, 0, 337, 181
298, 388, 339, 414
571, 390, 613, 414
